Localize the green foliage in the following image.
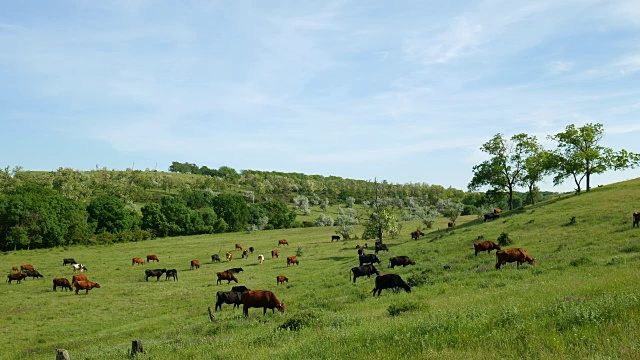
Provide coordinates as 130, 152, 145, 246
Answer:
362, 208, 398, 240
87, 194, 141, 234
345, 196, 355, 208
279, 311, 318, 331
314, 213, 334, 227
387, 301, 424, 316
211, 193, 250, 232
258, 200, 296, 229
436, 198, 464, 223
497, 232, 513, 246
293, 195, 310, 215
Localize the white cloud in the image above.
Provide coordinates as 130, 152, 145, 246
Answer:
548, 61, 574, 74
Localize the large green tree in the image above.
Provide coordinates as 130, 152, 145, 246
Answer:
258, 200, 296, 229
548, 123, 640, 192
87, 195, 141, 234
211, 193, 250, 232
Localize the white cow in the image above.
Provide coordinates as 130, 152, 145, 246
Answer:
257, 255, 264, 265
72, 263, 87, 273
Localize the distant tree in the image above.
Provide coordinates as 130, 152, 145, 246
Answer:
243, 190, 255, 203
548, 123, 640, 192
51, 167, 92, 201
314, 213, 334, 227
0, 166, 22, 194
258, 200, 296, 229
293, 195, 311, 215
141, 203, 169, 237
436, 198, 464, 224
521, 148, 553, 204
180, 190, 217, 209
211, 193, 250, 232
414, 206, 440, 229
159, 196, 191, 236
361, 179, 400, 242
345, 196, 355, 208
320, 198, 329, 211
87, 195, 141, 234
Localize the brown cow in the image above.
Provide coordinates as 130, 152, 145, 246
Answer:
226, 252, 233, 261
53, 278, 73, 292
633, 212, 640, 228
278, 239, 288, 246
286, 256, 299, 266
242, 249, 250, 259
190, 260, 200, 270
235, 243, 243, 251
74, 280, 101, 294
20, 264, 35, 272
447, 222, 454, 228
147, 255, 159, 263
132, 257, 144, 265
474, 241, 501, 256
276, 275, 288, 285
495, 248, 536, 269
216, 271, 238, 285
241, 290, 285, 317
72, 273, 88, 285
11, 266, 19, 272
7, 273, 28, 284
494, 208, 502, 214
271, 250, 279, 259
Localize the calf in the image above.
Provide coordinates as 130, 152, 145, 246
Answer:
474, 241, 501, 256
225, 267, 244, 274
258, 254, 265, 264
235, 243, 243, 251
271, 250, 279, 259
372, 274, 411, 296
495, 248, 536, 269
190, 260, 200, 270
447, 222, 454, 228
241, 290, 285, 317
216, 271, 238, 285
53, 278, 73, 292
389, 256, 416, 269
215, 291, 243, 311
11, 266, 19, 273
359, 254, 381, 266
249, 247, 255, 253
62, 258, 77, 266
242, 249, 250, 259
226, 252, 233, 261
633, 212, 640, 228
147, 254, 159, 263
24, 270, 44, 279
166, 269, 178, 281
20, 264, 35, 272
74, 280, 101, 295
286, 256, 299, 266
374, 242, 389, 254
132, 257, 144, 266
212, 254, 221, 262
331, 235, 341, 242
484, 213, 500, 222
350, 264, 380, 283
276, 275, 289, 285
72, 274, 88, 285
278, 239, 288, 246
145, 268, 166, 281
7, 273, 28, 284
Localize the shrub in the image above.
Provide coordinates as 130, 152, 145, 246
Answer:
296, 244, 303, 257
279, 311, 318, 331
314, 214, 334, 227
497, 232, 513, 246
569, 257, 593, 267
387, 301, 424, 317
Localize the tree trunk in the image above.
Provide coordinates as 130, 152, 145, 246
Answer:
586, 170, 591, 192
508, 186, 514, 210
528, 184, 535, 205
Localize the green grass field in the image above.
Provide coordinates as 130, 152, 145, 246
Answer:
2, 179, 640, 359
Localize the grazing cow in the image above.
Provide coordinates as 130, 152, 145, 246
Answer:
374, 242, 389, 254
53, 278, 73, 292
145, 268, 167, 281
331, 235, 341, 242
132, 257, 144, 266
241, 290, 285, 317
358, 248, 365, 256
258, 255, 265, 265
74, 280, 101, 295
226, 252, 233, 261
216, 271, 238, 285
372, 274, 411, 296
11, 266, 19, 272
355, 244, 361, 249
359, 254, 381, 266
278, 239, 289, 246
495, 248, 536, 270
226, 267, 244, 274
249, 247, 254, 253
633, 212, 640, 228
7, 273, 28, 284
235, 243, 243, 251
242, 249, 250, 259
276, 275, 289, 285
474, 241, 501, 256
411, 230, 424, 240
212, 254, 221, 262
24, 270, 44, 279
146, 255, 159, 263
215, 291, 243, 311
166, 269, 178, 281
62, 258, 77, 266
20, 264, 35, 272
190, 260, 200, 270
389, 256, 416, 269
286, 256, 299, 266
350, 264, 380, 283
271, 250, 279, 259
72, 263, 87, 273
363, 243, 368, 249
232, 285, 250, 293
447, 222, 454, 228
483, 213, 500, 222
72, 274, 88, 285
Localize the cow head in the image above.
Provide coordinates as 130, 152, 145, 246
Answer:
527, 257, 536, 266
277, 303, 286, 312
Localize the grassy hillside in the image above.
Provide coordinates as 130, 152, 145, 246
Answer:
1, 179, 639, 359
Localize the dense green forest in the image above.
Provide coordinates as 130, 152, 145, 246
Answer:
0, 164, 557, 251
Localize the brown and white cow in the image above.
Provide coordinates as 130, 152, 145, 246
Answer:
241, 290, 285, 317
286, 256, 299, 266
242, 249, 250, 259
474, 241, 501, 256
278, 239, 289, 246
147, 255, 159, 263
190, 260, 200, 270
11, 266, 19, 273
53, 278, 73, 292
258, 255, 264, 264
74, 280, 101, 294
226, 252, 233, 261
132, 257, 144, 265
276, 275, 289, 285
495, 248, 536, 269
7, 273, 28, 284
216, 271, 238, 285
271, 250, 279, 259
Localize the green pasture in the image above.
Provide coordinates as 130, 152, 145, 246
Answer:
1, 179, 640, 359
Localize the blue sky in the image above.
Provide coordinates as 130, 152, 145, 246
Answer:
2, 1, 640, 193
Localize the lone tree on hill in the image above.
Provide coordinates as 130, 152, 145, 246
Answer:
362, 179, 399, 243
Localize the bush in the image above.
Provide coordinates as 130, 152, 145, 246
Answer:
279, 311, 318, 331
497, 232, 513, 246
296, 244, 303, 257
387, 301, 424, 317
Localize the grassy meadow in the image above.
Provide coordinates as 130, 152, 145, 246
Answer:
1, 179, 640, 359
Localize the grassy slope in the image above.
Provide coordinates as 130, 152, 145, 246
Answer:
1, 180, 640, 359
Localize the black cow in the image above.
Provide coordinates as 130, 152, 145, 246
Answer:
372, 274, 411, 296
633, 212, 640, 228
215, 291, 243, 311
62, 258, 77, 266
24, 270, 44, 279
483, 213, 500, 222
359, 254, 381, 266
350, 264, 380, 283
357, 248, 365, 256
165, 269, 178, 281
232, 285, 250, 292
374, 242, 389, 254
389, 256, 416, 269
225, 267, 244, 274
145, 268, 166, 281
331, 235, 341, 242
212, 254, 221, 262
249, 247, 254, 253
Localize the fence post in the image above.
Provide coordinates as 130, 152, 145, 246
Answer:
208, 306, 215, 322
